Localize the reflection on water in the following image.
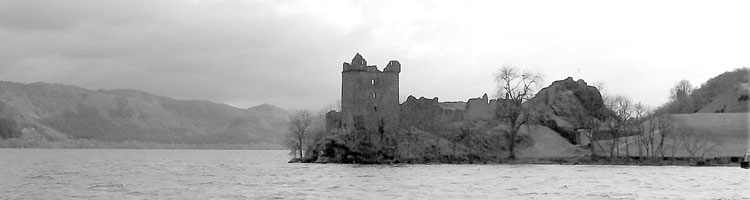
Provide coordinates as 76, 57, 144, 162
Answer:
1, 149, 748, 199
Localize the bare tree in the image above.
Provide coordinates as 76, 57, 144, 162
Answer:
632, 102, 651, 157
679, 127, 719, 161
654, 114, 674, 158
604, 95, 633, 157
287, 110, 313, 160
306, 107, 334, 153
593, 81, 610, 104
618, 96, 634, 157
637, 109, 667, 159
580, 81, 609, 157
583, 118, 608, 157
586, 81, 621, 158
494, 65, 542, 159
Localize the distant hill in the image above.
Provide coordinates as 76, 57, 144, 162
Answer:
0, 81, 289, 149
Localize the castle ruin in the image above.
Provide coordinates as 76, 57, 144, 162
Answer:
327, 53, 498, 135
318, 53, 616, 162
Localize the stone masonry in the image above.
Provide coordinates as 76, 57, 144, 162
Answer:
328, 53, 401, 135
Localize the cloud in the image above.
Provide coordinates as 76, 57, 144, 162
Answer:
0, 0, 377, 109
0, 0, 748, 110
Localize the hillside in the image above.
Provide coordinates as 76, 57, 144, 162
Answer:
681, 68, 748, 113
0, 81, 289, 149
693, 68, 749, 113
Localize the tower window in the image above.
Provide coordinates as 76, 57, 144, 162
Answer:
371, 79, 375, 85
372, 92, 376, 99
374, 106, 378, 111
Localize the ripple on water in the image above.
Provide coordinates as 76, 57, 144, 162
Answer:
87, 183, 125, 189
3, 149, 750, 199
27, 174, 55, 180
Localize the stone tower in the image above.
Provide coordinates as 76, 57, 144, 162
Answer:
338, 53, 400, 134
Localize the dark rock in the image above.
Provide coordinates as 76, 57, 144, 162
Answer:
523, 77, 613, 143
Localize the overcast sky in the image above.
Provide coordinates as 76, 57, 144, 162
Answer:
1, 0, 748, 110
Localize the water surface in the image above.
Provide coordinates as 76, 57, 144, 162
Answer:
1, 149, 748, 199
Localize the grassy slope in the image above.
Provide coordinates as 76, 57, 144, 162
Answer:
597, 113, 748, 158
517, 125, 588, 158
671, 113, 748, 157
697, 83, 749, 113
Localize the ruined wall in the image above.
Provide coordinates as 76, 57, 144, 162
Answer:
464, 93, 496, 121
398, 93, 501, 134
399, 96, 463, 133
335, 54, 400, 135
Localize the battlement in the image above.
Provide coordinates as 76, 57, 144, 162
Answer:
384, 60, 401, 73
342, 53, 401, 73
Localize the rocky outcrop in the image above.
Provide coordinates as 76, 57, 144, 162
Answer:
523, 77, 613, 144
307, 130, 398, 164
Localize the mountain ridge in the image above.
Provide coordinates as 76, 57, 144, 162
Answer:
0, 81, 289, 149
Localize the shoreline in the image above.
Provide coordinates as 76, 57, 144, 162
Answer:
294, 155, 746, 167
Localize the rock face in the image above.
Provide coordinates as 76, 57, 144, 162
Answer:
523, 77, 612, 144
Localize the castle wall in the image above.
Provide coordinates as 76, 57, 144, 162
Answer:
399, 96, 463, 133
464, 93, 497, 121
398, 94, 498, 133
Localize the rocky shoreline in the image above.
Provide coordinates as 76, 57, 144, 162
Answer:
291, 154, 744, 167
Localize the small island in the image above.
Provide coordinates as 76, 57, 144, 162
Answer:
288, 54, 749, 167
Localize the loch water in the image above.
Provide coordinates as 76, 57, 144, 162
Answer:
1, 149, 748, 199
